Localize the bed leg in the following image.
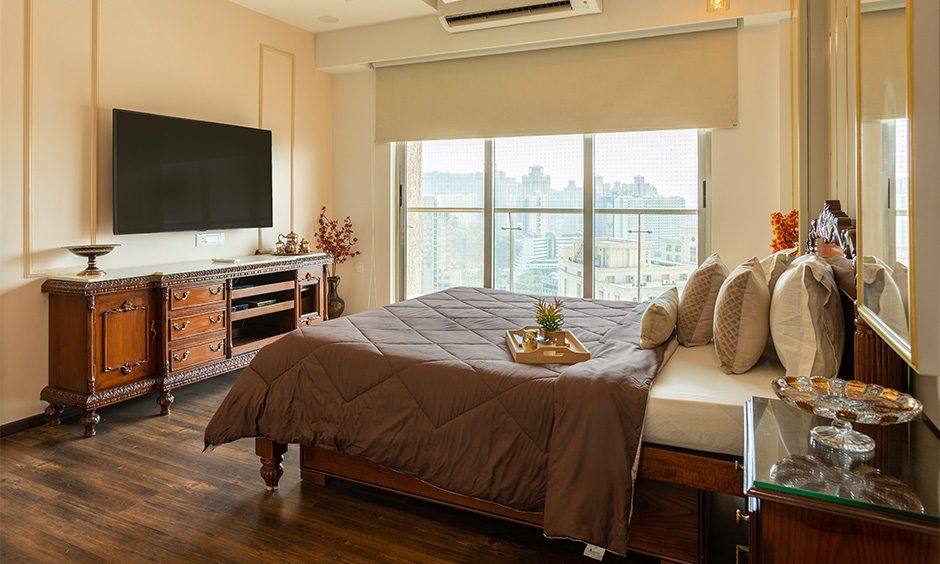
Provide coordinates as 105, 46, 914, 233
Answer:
255, 438, 288, 491
307, 471, 329, 487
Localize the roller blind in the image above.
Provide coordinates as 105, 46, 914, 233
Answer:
860, 8, 906, 121
375, 26, 738, 143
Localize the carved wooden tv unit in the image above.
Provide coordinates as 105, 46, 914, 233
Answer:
41, 254, 331, 437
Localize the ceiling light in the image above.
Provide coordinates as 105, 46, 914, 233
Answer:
706, 0, 730, 13
318, 15, 339, 23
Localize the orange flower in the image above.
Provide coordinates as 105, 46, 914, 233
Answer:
770, 210, 799, 253
315, 206, 361, 277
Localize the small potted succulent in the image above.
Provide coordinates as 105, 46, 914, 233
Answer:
535, 297, 566, 346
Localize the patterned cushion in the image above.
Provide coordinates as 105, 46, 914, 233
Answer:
713, 258, 771, 374
677, 253, 729, 347
641, 287, 678, 349
770, 255, 845, 377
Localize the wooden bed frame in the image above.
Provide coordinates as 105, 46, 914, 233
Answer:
253, 201, 902, 564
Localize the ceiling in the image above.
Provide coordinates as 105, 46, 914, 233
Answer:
227, 0, 438, 34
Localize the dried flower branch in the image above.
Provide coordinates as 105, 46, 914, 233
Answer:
770, 210, 799, 253
315, 206, 360, 277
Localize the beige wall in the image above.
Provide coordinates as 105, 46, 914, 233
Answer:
0, 0, 332, 425
332, 20, 788, 314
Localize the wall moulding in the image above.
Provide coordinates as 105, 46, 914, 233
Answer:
22, 0, 100, 278
258, 44, 296, 250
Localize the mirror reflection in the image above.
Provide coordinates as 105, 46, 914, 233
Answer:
859, 1, 910, 343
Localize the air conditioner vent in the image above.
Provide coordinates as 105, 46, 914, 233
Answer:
438, 0, 601, 33
445, 1, 571, 25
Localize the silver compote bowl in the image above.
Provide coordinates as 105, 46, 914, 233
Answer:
65, 244, 120, 277
771, 376, 923, 453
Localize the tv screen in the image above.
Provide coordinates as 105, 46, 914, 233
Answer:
112, 109, 273, 235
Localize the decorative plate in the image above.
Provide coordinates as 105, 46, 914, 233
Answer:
771, 376, 922, 426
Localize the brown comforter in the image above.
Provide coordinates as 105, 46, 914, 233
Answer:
204, 287, 667, 555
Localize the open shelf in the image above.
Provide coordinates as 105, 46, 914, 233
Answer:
230, 299, 294, 322
231, 280, 296, 299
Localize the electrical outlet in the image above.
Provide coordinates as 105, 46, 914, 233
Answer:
354, 262, 365, 274
196, 232, 224, 247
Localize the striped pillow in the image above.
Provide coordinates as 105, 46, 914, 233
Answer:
770, 255, 845, 377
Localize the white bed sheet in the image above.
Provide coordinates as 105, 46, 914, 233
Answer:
645, 339, 783, 457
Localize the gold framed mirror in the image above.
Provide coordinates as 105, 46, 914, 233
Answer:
855, 0, 916, 369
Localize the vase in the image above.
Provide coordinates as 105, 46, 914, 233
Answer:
327, 276, 345, 319
539, 328, 566, 346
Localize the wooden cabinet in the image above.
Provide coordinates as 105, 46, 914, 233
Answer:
41, 255, 331, 436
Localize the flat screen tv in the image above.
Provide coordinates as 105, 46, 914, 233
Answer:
112, 109, 273, 235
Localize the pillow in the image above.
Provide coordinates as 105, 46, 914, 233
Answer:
640, 287, 679, 349
861, 256, 909, 340
759, 248, 795, 294
892, 261, 909, 318
823, 252, 857, 301
677, 253, 729, 347
713, 257, 771, 374
770, 255, 845, 378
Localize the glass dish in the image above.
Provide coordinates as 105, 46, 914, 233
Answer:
771, 376, 923, 453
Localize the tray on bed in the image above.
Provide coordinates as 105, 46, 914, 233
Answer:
505, 327, 590, 364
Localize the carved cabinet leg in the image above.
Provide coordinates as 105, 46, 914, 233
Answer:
44, 404, 64, 426
80, 410, 100, 437
256, 438, 288, 491
157, 391, 174, 416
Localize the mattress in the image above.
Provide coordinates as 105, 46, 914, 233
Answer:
645, 339, 784, 457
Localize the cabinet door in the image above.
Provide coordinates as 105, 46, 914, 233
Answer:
95, 290, 160, 390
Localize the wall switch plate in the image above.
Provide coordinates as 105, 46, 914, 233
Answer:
354, 262, 364, 273
196, 232, 225, 247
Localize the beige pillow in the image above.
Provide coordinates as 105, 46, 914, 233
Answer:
641, 287, 679, 349
677, 253, 729, 347
713, 258, 771, 374
892, 261, 909, 318
770, 255, 845, 378
861, 256, 909, 340
759, 248, 795, 294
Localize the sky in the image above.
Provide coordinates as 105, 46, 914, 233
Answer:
418, 130, 699, 204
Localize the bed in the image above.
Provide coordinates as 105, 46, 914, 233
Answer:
204, 203, 866, 564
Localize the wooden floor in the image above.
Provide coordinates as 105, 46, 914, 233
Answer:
0, 372, 656, 564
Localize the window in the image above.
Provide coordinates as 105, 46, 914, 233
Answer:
398, 132, 708, 301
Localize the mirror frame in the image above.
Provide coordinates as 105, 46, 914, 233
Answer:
854, 0, 918, 370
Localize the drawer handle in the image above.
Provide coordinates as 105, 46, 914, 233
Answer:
172, 321, 191, 331
735, 510, 749, 524
173, 351, 190, 362
208, 313, 224, 324
209, 342, 224, 353
172, 291, 190, 301
208, 285, 224, 295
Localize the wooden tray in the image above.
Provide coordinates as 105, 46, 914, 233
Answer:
505, 327, 590, 365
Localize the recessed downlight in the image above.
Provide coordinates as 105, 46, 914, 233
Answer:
318, 15, 339, 23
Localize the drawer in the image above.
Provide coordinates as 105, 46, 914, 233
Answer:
168, 280, 226, 310
168, 309, 226, 342
169, 333, 226, 372
297, 266, 323, 286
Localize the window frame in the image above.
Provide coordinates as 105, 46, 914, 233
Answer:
396, 132, 712, 301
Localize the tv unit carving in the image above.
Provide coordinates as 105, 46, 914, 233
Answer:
40, 254, 331, 436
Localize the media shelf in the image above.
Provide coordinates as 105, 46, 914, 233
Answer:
40, 254, 331, 436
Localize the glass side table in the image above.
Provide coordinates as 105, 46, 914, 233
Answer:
744, 396, 939, 564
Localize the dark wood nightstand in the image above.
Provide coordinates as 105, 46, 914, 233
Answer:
744, 396, 939, 563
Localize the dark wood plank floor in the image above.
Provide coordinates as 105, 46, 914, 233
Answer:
0, 372, 655, 564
